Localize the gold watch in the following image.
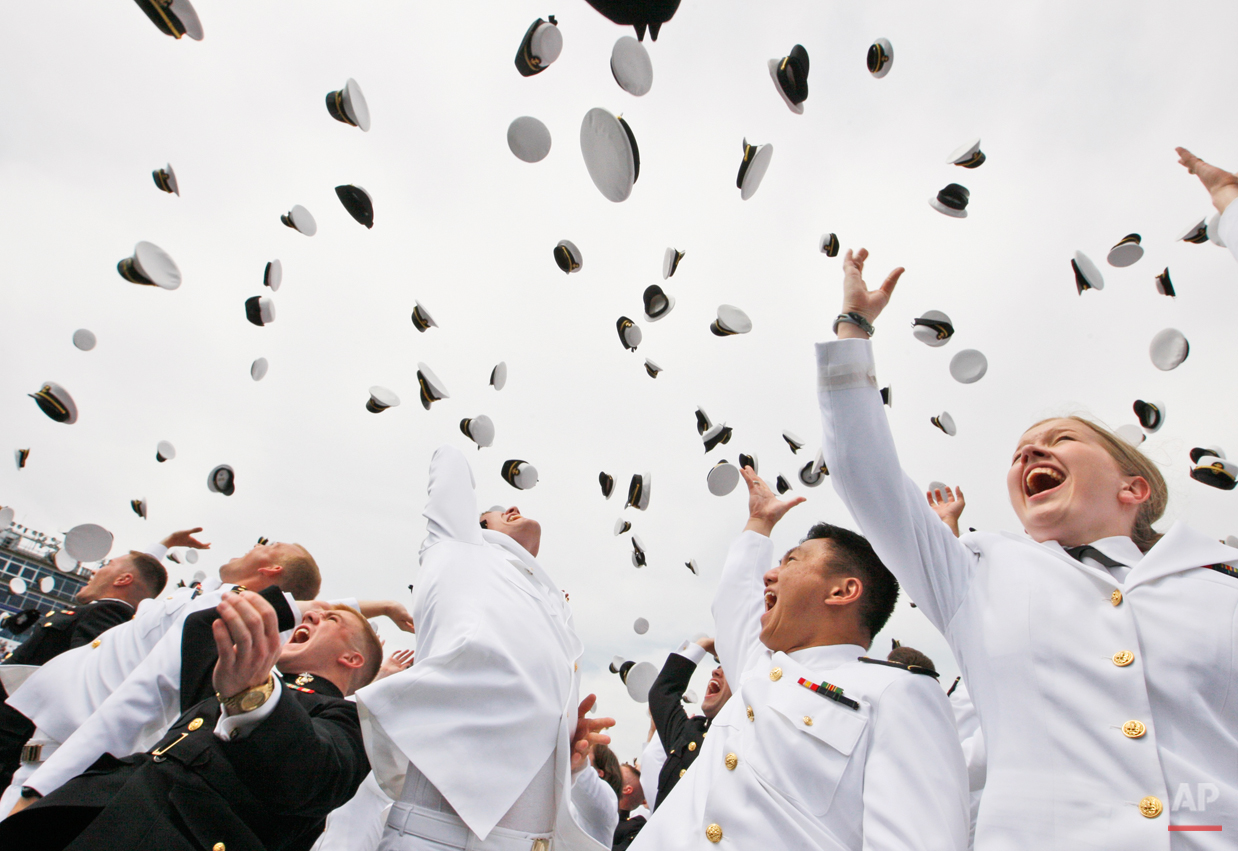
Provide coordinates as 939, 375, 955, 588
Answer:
218, 673, 275, 713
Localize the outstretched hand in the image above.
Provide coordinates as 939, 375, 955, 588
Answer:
927, 486, 965, 538
376, 648, 415, 681
742, 466, 806, 537
570, 694, 614, 774
162, 527, 211, 550
837, 248, 904, 338
1176, 147, 1238, 213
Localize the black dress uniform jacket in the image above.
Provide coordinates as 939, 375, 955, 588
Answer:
0, 598, 135, 789
648, 651, 710, 809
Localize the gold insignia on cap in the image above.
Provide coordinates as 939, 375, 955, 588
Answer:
188, 718, 204, 731
1122, 720, 1146, 739
725, 753, 738, 770
770, 666, 782, 681
1112, 650, 1135, 667
1111, 589, 1123, 606
706, 824, 723, 843
1139, 796, 1163, 818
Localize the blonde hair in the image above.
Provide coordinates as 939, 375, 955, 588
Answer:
1027, 416, 1167, 551
331, 605, 383, 692
276, 544, 322, 600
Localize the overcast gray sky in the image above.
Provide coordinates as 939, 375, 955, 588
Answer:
3, 1, 1238, 760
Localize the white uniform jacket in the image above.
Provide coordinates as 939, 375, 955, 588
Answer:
948, 680, 986, 850
817, 337, 1238, 849
631, 531, 969, 851
356, 445, 605, 849
1220, 203, 1238, 264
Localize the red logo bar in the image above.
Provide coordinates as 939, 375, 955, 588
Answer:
1168, 826, 1222, 832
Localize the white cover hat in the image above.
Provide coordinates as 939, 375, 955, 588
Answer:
949, 349, 988, 384
611, 36, 653, 96
1149, 328, 1189, 371
507, 116, 552, 163
118, 241, 182, 290
72, 329, 96, 351
580, 108, 639, 203
65, 523, 113, 562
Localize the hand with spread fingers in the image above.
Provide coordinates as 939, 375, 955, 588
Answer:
212, 591, 282, 706
377, 648, 415, 681
1176, 147, 1238, 213
570, 694, 614, 775
161, 526, 211, 550
742, 465, 806, 537
836, 248, 905, 339
927, 485, 966, 538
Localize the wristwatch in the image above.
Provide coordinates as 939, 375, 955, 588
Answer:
218, 673, 275, 713
833, 312, 875, 337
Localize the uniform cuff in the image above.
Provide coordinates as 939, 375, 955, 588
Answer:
144, 542, 168, 561
815, 338, 877, 391
215, 677, 282, 741
673, 641, 709, 665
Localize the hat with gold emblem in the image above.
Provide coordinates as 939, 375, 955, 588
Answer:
65, 523, 113, 562
131, 498, 147, 519
820, 233, 839, 256
508, 116, 552, 163
685, 558, 698, 575
617, 316, 642, 351
502, 460, 539, 490
1133, 399, 1166, 432
949, 349, 988, 384
366, 386, 400, 413
614, 518, 631, 535
15, 448, 30, 469
207, 464, 235, 496
768, 44, 809, 114
775, 474, 792, 494
264, 259, 282, 292
931, 412, 957, 436
631, 536, 647, 568
930, 183, 969, 217
1190, 447, 1237, 491
642, 285, 674, 321
245, 296, 275, 327
737, 139, 773, 200
799, 450, 827, 487
948, 139, 985, 168
280, 205, 317, 236
1177, 216, 1210, 244
1150, 328, 1189, 371
710, 305, 752, 336
490, 362, 508, 391
460, 415, 495, 448
336, 185, 374, 228
417, 364, 450, 409
738, 453, 757, 473
156, 440, 176, 462
411, 301, 437, 332
707, 460, 740, 496
643, 359, 662, 378
29, 382, 77, 424
325, 78, 371, 131
1071, 251, 1104, 294
694, 407, 713, 435
152, 164, 179, 195
72, 329, 96, 351
118, 241, 182, 290
663, 247, 685, 279
867, 38, 893, 77
612, 36, 653, 96
134, 0, 203, 40
581, 108, 640, 202
912, 311, 954, 346
515, 16, 562, 76
702, 422, 733, 453
554, 240, 583, 274
1154, 268, 1175, 297
1107, 234, 1144, 267
782, 431, 804, 453
626, 472, 651, 510
600, 472, 615, 499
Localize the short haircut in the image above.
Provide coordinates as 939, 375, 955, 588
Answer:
887, 645, 936, 673
592, 743, 622, 798
126, 550, 168, 597
622, 761, 641, 778
803, 523, 900, 644
333, 605, 383, 693
276, 544, 322, 600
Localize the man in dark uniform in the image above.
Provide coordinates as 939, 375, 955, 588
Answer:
647, 636, 731, 809
0, 588, 378, 851
0, 551, 166, 789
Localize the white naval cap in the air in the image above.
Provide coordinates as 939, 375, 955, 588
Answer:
617, 316, 643, 351
867, 38, 893, 77
502, 460, 539, 490
514, 17, 563, 77
135, 0, 203, 40
663, 247, 685, 279
417, 363, 450, 409
1149, 328, 1189, 371
336, 185, 374, 229
644, 359, 662, 379
280, 205, 317, 236
554, 240, 583, 274
29, 382, 77, 424
72, 330, 96, 351
1107, 234, 1144, 267
366, 386, 400, 413
929, 184, 969, 218
152, 164, 179, 195
931, 412, 957, 436
949, 349, 988, 384
245, 296, 275, 327
581, 108, 640, 202
912, 311, 954, 347
707, 460, 740, 496
460, 415, 495, 449
411, 301, 437, 332
508, 117, 552, 163
156, 441, 176, 462
65, 523, 113, 562
626, 472, 651, 510
264, 260, 282, 292
490, 362, 508, 391
118, 241, 182, 290
250, 358, 268, 381
642, 285, 674, 321
325, 78, 371, 131
737, 139, 773, 200
611, 36, 653, 96
1133, 399, 1166, 433
711, 305, 752, 336
1071, 251, 1104, 294
207, 464, 236, 496
768, 44, 809, 114
948, 139, 985, 168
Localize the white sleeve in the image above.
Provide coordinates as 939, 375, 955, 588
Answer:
214, 675, 282, 741
639, 732, 665, 811
815, 339, 978, 631
861, 676, 970, 851
143, 542, 168, 561
311, 771, 392, 851
420, 445, 485, 554
673, 641, 708, 666
1221, 203, 1238, 264
711, 531, 773, 683
570, 765, 620, 847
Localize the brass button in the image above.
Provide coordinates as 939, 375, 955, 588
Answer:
1122, 720, 1146, 739
1113, 650, 1135, 667
688, 741, 697, 751
725, 753, 738, 770
573, 662, 578, 672
213, 844, 226, 851
769, 666, 782, 681
43, 622, 53, 628
1111, 589, 1123, 606
188, 718, 204, 732
746, 705, 754, 722
91, 639, 101, 648
706, 823, 723, 843
1139, 796, 1163, 818
679, 768, 686, 777
803, 716, 814, 726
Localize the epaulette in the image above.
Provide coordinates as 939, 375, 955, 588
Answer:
1206, 563, 1238, 580
858, 656, 941, 678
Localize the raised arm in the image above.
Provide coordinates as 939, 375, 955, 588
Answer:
817, 250, 977, 631
421, 445, 485, 553
1176, 147, 1238, 262
647, 640, 707, 752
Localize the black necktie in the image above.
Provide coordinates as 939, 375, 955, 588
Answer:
1065, 545, 1125, 569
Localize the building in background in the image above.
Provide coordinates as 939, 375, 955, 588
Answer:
0, 519, 90, 656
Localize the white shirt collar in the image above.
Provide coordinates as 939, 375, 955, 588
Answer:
785, 643, 867, 669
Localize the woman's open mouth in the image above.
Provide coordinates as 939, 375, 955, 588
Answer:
1024, 465, 1065, 499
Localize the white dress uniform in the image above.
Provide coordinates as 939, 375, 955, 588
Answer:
948, 679, 986, 850
630, 531, 969, 851
638, 730, 665, 811
355, 445, 613, 851
1220, 203, 1238, 264
816, 337, 1238, 848
312, 771, 394, 851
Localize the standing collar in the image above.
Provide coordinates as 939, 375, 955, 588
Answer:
1043, 536, 1145, 567
95, 597, 136, 610
784, 643, 868, 669
279, 671, 344, 698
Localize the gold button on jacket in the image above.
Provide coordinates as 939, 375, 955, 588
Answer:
746, 705, 754, 721
725, 753, 738, 770
1112, 650, 1134, 667
91, 639, 101, 648
679, 768, 686, 777
1122, 720, 1146, 738
706, 823, 723, 843
1139, 796, 1163, 818
213, 844, 226, 851
769, 666, 782, 681
1110, 589, 1123, 606
803, 716, 814, 726
687, 741, 696, 751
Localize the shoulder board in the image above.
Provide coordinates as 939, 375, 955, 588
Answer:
1206, 563, 1238, 579
857, 656, 941, 678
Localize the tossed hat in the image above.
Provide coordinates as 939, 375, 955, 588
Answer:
502, 459, 539, 490
581, 108, 640, 202
912, 311, 954, 346
799, 450, 828, 487
250, 358, 268, 381
782, 431, 804, 453
880, 385, 893, 407
614, 518, 631, 535
244, 296, 275, 326
819, 233, 839, 257
662, 247, 685, 279
631, 536, 647, 568
0, 506, 12, 528
633, 615, 649, 633
118, 241, 182, 290
931, 412, 957, 436
336, 185, 374, 228
612, 36, 653, 96
930, 183, 969, 218
643, 359, 662, 378
1115, 424, 1146, 447
584, 0, 681, 41
156, 440, 176, 462
1190, 446, 1226, 465
1149, 328, 1189, 371
1, 608, 40, 634
264, 259, 282, 291
29, 382, 77, 424
737, 139, 773, 200
55, 548, 77, 572
65, 523, 113, 562
491, 362, 508, 391
280, 205, 317, 236
738, 453, 757, 473
768, 44, 810, 114
72, 329, 96, 351
366, 386, 400, 413
775, 474, 792, 494
411, 301, 437, 332
948, 139, 985, 168
554, 240, 583, 274
1107, 234, 1144, 267
710, 304, 752, 336
618, 658, 659, 701
949, 349, 988, 384
1191, 452, 1238, 491
600, 472, 615, 499
1177, 216, 1210, 244
152, 164, 179, 195
515, 16, 562, 77
8, 577, 26, 595
417, 363, 450, 409
15, 448, 29, 470
642, 284, 674, 321
185, 549, 199, 564
626, 472, 651, 510
1133, 399, 1166, 432
131, 498, 147, 519
207, 464, 235, 496
1154, 268, 1175, 297
694, 407, 712, 435
460, 415, 495, 448
134, 0, 203, 40
707, 460, 739, 496
325, 78, 371, 131
867, 38, 893, 77
1071, 251, 1104, 294
685, 558, 698, 575
702, 423, 733, 453
508, 116, 552, 163
617, 316, 642, 351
